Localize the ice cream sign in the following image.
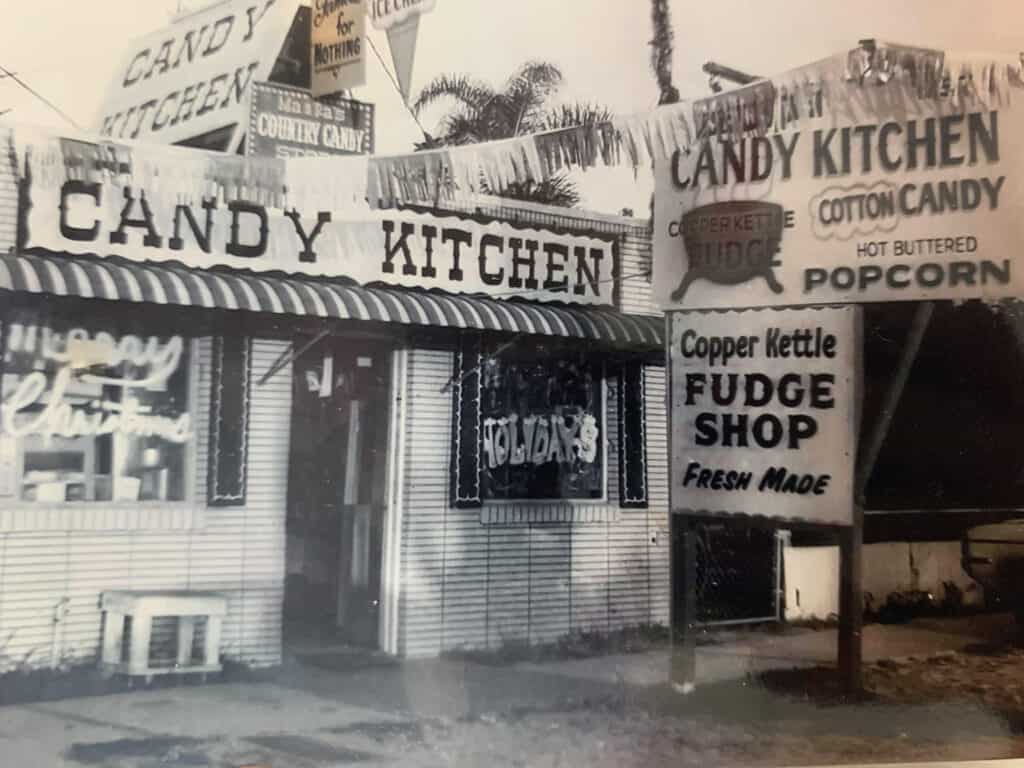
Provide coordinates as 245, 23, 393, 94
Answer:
1, 325, 192, 443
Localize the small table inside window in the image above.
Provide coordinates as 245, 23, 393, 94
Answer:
100, 590, 228, 682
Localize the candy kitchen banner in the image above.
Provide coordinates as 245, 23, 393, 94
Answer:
94, 0, 298, 149
247, 81, 374, 158
654, 79, 1024, 310
312, 0, 367, 97
669, 306, 859, 525
17, 135, 617, 308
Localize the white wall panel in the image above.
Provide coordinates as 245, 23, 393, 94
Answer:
0, 338, 291, 670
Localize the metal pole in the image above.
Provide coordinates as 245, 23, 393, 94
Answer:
838, 301, 934, 694
670, 514, 699, 694
857, 302, 935, 491
701, 62, 761, 85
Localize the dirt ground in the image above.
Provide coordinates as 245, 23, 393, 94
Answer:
389, 644, 1024, 767
32, 617, 1024, 767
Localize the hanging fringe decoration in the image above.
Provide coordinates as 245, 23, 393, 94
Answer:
13, 41, 1024, 213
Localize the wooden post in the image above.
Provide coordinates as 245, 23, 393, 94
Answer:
837, 510, 863, 692
838, 301, 933, 693
670, 514, 698, 693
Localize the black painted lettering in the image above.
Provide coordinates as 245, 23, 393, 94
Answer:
59, 180, 101, 242
169, 197, 217, 252
226, 200, 268, 258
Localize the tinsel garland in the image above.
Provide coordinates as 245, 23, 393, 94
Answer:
12, 41, 1024, 212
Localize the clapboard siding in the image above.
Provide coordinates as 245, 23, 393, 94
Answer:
397, 348, 452, 657
645, 365, 671, 625
399, 344, 671, 656
0, 338, 291, 671
0, 127, 16, 252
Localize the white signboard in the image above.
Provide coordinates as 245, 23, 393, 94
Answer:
20, 150, 618, 307
312, 0, 367, 98
368, 0, 434, 102
669, 306, 859, 526
94, 0, 298, 148
654, 104, 1024, 311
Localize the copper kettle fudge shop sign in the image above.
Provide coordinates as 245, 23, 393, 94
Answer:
670, 307, 858, 525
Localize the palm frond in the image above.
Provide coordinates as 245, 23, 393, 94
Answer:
540, 103, 616, 131
505, 61, 565, 135
505, 61, 564, 96
411, 74, 496, 117
440, 112, 486, 145
484, 173, 581, 208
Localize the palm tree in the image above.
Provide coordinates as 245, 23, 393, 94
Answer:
647, 0, 681, 230
650, 0, 680, 106
411, 62, 613, 207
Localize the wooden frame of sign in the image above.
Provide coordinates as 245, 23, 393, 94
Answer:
666, 303, 885, 695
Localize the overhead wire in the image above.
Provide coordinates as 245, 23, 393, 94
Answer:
0, 63, 82, 130
365, 31, 432, 141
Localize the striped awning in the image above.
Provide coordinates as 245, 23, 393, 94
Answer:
0, 252, 664, 347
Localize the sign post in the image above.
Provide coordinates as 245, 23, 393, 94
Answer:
839, 300, 932, 693
666, 305, 861, 693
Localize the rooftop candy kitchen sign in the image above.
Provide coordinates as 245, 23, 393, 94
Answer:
17, 136, 619, 308
653, 95, 1024, 310
670, 306, 858, 525
94, 0, 297, 149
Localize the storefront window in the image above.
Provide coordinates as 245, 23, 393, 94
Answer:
0, 314, 193, 503
478, 340, 604, 500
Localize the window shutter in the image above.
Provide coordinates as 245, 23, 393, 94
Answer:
208, 335, 252, 507
451, 332, 483, 508
618, 360, 648, 508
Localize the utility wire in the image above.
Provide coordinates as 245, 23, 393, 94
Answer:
365, 32, 432, 140
0, 63, 81, 130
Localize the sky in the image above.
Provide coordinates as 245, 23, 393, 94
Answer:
2, 0, 1023, 214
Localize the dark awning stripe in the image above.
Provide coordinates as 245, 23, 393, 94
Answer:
0, 252, 664, 348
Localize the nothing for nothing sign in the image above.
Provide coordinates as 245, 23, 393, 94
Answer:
669, 306, 859, 526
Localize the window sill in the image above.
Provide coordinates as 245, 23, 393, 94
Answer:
0, 502, 207, 532
480, 501, 620, 526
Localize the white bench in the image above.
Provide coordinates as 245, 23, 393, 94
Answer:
100, 590, 228, 681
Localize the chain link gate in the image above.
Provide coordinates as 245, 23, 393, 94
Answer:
673, 517, 784, 628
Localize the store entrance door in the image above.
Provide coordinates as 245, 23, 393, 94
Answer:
284, 335, 393, 650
